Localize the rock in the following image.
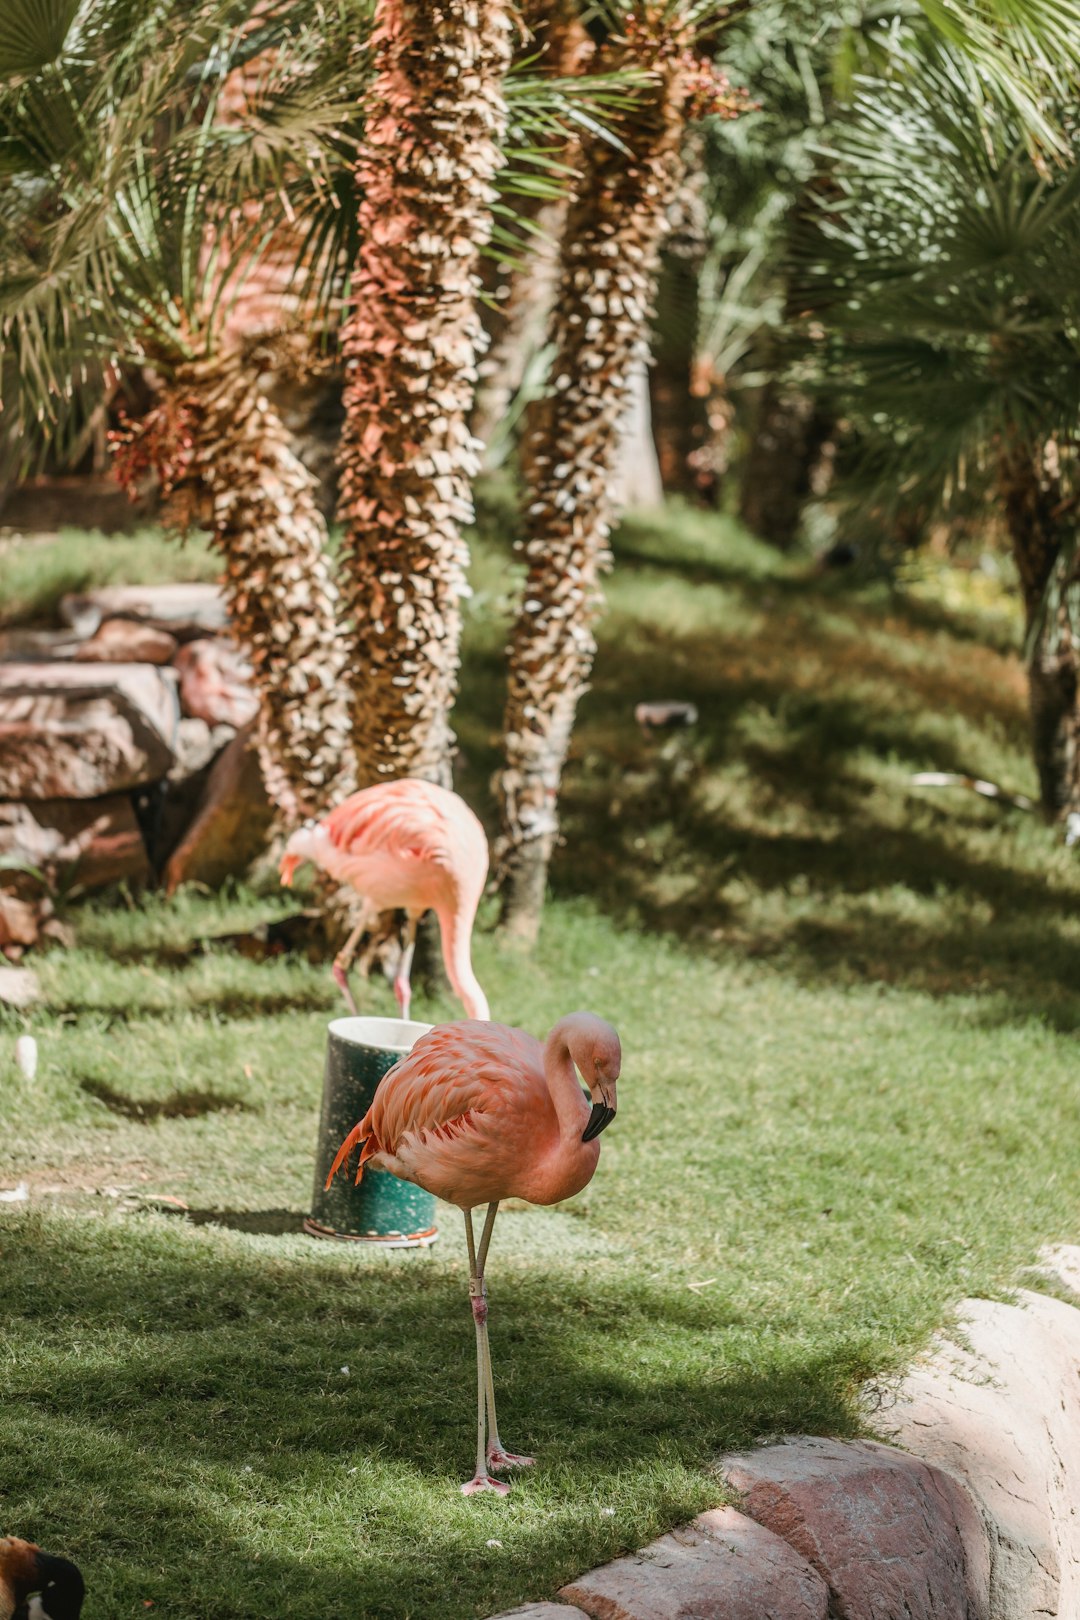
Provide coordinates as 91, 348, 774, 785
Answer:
491, 1608, 589, 1620
173, 639, 258, 728
722, 1436, 988, 1620
168, 719, 235, 783
0, 663, 178, 798
59, 582, 227, 640
75, 618, 179, 665
0, 798, 150, 891
157, 720, 236, 867
881, 1291, 1080, 1620
0, 876, 71, 958
0, 891, 40, 954
0, 628, 84, 663
0, 965, 40, 1007
634, 701, 699, 732
560, 1508, 828, 1620
163, 723, 272, 892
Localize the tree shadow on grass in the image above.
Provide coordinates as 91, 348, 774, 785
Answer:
57, 985, 336, 1020
2, 1211, 877, 1620
458, 551, 1079, 1033
79, 1080, 254, 1122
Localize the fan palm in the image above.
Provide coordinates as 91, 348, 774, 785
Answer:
791, 45, 1080, 817
495, 0, 1080, 940
0, 0, 362, 823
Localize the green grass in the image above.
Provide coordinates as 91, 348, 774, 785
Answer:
0, 525, 218, 627
3, 503, 1080, 1619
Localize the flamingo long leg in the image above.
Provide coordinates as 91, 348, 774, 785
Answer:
474, 1202, 534, 1475
461, 1207, 508, 1496
393, 916, 418, 1022
332, 904, 375, 1014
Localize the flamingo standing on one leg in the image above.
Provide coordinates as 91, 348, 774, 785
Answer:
326, 1011, 622, 1495
279, 779, 490, 1022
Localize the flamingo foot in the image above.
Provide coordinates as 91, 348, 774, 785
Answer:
332, 961, 359, 1015
461, 1473, 511, 1497
486, 1444, 535, 1473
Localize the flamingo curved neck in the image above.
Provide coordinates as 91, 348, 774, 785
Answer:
543, 1026, 590, 1147
438, 906, 490, 1021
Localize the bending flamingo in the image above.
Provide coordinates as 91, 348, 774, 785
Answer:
279, 778, 489, 1022
326, 1012, 621, 1495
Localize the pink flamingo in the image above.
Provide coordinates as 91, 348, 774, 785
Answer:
279, 779, 489, 1022
326, 1012, 621, 1495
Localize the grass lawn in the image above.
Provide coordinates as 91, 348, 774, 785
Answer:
2, 500, 1080, 1619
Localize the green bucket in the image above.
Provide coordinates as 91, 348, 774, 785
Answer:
304, 1015, 439, 1249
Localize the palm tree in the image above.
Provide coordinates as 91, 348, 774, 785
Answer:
335, 0, 514, 791
0, 0, 360, 823
791, 45, 1080, 818
494, 3, 748, 939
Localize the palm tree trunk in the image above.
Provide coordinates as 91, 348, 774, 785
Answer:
119, 352, 354, 825
738, 376, 834, 549
495, 32, 692, 941
998, 438, 1080, 820
336, 0, 513, 790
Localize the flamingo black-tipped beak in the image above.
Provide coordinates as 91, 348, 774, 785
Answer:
582, 1102, 616, 1142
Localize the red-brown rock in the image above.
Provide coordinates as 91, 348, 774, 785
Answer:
560, 1508, 829, 1620
0, 663, 178, 797
0, 871, 72, 958
0, 798, 150, 891
75, 618, 179, 665
163, 723, 272, 892
722, 1437, 988, 1620
173, 639, 257, 728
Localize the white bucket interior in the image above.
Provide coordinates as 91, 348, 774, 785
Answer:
328, 1016, 433, 1054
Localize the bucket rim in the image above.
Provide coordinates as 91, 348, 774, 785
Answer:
327, 1015, 433, 1053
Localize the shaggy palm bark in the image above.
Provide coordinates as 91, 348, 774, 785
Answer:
495, 35, 694, 940
337, 0, 513, 789
116, 352, 354, 824
999, 438, 1080, 820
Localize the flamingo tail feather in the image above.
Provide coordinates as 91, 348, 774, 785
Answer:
326, 1122, 367, 1190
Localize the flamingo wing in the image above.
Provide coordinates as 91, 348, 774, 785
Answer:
322, 780, 457, 870
325, 1020, 545, 1189
373, 1020, 543, 1153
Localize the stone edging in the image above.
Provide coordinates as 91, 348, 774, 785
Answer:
489, 1245, 1080, 1620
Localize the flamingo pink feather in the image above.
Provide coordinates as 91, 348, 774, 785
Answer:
280, 779, 489, 1019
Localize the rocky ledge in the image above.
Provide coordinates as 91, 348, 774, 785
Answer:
492, 1244, 1080, 1620
0, 581, 269, 957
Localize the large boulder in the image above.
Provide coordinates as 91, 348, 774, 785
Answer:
722, 1436, 988, 1620
560, 1508, 829, 1620
0, 797, 150, 891
59, 582, 227, 640
0, 663, 178, 798
163, 722, 272, 892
